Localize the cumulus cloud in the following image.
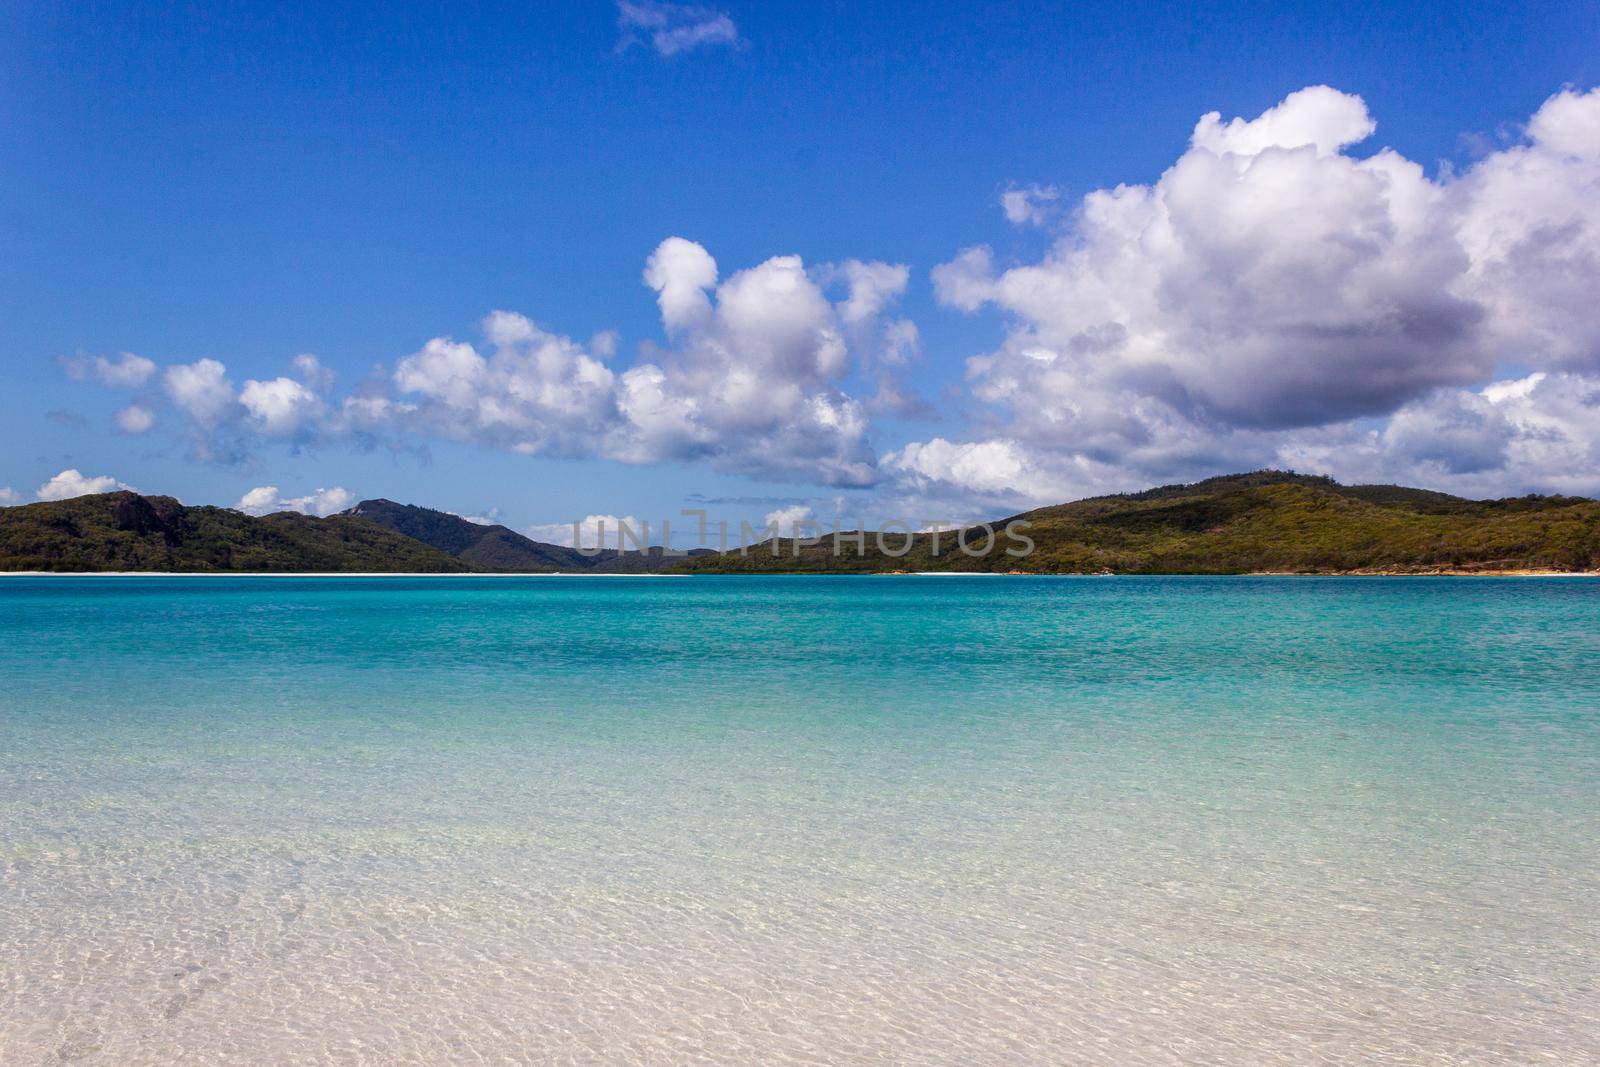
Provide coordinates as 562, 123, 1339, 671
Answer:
617, 1, 738, 56
884, 438, 1037, 499
644, 237, 719, 332
234, 485, 354, 517
36, 469, 133, 501
164, 358, 238, 428
389, 315, 619, 458
602, 239, 903, 484
0, 487, 19, 505
935, 86, 1492, 429
54, 87, 1600, 511
910, 85, 1600, 505
1453, 91, 1600, 374
1191, 85, 1375, 158
61, 239, 909, 487
239, 376, 327, 437
114, 404, 155, 434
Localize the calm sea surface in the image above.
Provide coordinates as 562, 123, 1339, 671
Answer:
2, 575, 1597, 1064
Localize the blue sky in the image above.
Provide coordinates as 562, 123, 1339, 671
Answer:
3, 1, 1598, 538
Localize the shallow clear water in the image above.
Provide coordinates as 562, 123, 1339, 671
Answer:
2, 575, 1598, 1064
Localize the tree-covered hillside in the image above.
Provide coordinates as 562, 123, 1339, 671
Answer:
677, 472, 1600, 574
4, 474, 1596, 574
0, 492, 471, 572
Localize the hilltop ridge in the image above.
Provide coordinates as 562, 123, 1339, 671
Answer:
1, 472, 1596, 574
682, 471, 1600, 574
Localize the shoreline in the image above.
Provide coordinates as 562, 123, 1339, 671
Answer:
0, 571, 692, 578
2, 569, 1596, 578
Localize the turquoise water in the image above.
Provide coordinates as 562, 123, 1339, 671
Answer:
2, 575, 1598, 1064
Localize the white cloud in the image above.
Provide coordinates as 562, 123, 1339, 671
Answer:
1000, 184, 1061, 226
643, 237, 719, 332
617, 0, 739, 56
234, 485, 354, 517
390, 314, 619, 457
239, 376, 326, 437
1190, 85, 1375, 158
0, 487, 19, 505
628, 242, 909, 484
884, 438, 1061, 501
593, 240, 892, 484
164, 358, 238, 428
1453, 88, 1600, 375
1278, 372, 1600, 498
36, 469, 132, 501
56, 86, 1600, 510
936, 87, 1489, 430
63, 239, 905, 488
114, 404, 155, 434
762, 504, 815, 537
913, 84, 1600, 504
835, 260, 910, 329
62, 352, 157, 388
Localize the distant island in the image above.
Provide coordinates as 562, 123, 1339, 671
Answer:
1, 471, 1596, 574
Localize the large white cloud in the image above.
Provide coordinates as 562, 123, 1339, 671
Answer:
368, 240, 900, 486
934, 86, 1495, 430
625, 244, 883, 485
1453, 92, 1600, 374
906, 85, 1600, 505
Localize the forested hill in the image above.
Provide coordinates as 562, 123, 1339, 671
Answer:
0, 492, 703, 573
0, 492, 470, 572
678, 472, 1600, 574
3, 473, 1596, 574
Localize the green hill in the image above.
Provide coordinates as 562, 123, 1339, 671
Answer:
4, 473, 1596, 574
677, 471, 1600, 574
0, 492, 471, 572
